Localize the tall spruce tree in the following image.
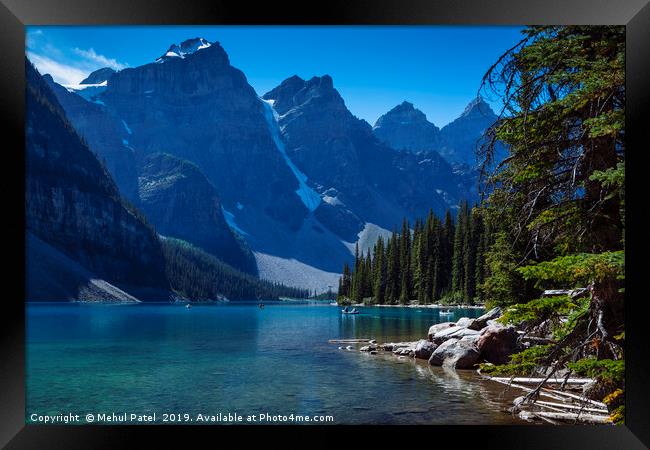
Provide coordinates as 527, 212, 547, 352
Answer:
399, 218, 412, 304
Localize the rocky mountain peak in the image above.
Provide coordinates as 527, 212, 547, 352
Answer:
374, 101, 432, 130
305, 74, 334, 91
262, 74, 343, 115
460, 96, 495, 118
156, 37, 215, 62
80, 67, 116, 85
372, 101, 440, 154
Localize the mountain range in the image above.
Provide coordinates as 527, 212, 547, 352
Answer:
29, 37, 503, 295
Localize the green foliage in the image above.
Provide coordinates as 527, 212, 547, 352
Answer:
162, 238, 308, 301
552, 296, 590, 340
480, 25, 625, 301
479, 345, 552, 376
481, 233, 525, 307
567, 357, 624, 384
517, 251, 624, 289
499, 295, 581, 326
473, 26, 627, 415
339, 203, 490, 306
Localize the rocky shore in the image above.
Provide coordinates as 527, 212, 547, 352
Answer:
345, 306, 609, 424
357, 307, 510, 369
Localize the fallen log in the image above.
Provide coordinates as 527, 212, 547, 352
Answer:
488, 377, 608, 410
328, 339, 371, 343
518, 336, 557, 344
532, 400, 608, 414
524, 411, 611, 424
489, 376, 593, 386
488, 378, 571, 403
540, 387, 608, 409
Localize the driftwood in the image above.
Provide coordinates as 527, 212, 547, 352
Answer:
539, 386, 608, 409
542, 288, 589, 298
328, 339, 370, 343
489, 376, 592, 386
520, 411, 611, 424
488, 376, 608, 409
489, 375, 611, 424
518, 335, 557, 344
533, 400, 607, 414
489, 378, 570, 402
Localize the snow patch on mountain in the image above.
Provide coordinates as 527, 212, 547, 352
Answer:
155, 38, 212, 63
121, 120, 132, 135
344, 222, 393, 256
221, 206, 249, 236
63, 81, 107, 102
254, 252, 341, 293
260, 98, 321, 212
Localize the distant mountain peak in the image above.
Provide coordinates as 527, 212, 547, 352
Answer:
306, 74, 333, 90
156, 37, 213, 62
460, 96, 494, 118
262, 74, 343, 115
397, 100, 415, 110
80, 67, 116, 85
374, 101, 433, 130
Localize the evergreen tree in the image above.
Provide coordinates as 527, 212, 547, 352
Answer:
451, 202, 467, 295
372, 236, 386, 304
399, 218, 411, 304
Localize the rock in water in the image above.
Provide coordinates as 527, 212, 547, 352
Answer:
432, 326, 480, 344
414, 340, 437, 359
456, 317, 474, 328
428, 339, 480, 369
468, 307, 503, 330
427, 322, 455, 341
477, 324, 519, 365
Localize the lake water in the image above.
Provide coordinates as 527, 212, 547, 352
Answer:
26, 302, 521, 425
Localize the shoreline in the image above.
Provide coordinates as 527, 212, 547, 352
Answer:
346, 303, 485, 310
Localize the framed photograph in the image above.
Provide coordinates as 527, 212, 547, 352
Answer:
2, 0, 648, 447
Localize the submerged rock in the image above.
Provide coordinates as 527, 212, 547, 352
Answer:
360, 344, 378, 352
428, 338, 480, 369
414, 340, 437, 359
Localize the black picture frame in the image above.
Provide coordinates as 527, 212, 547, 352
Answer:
2, 1, 649, 448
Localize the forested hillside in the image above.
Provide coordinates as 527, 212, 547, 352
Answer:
337, 202, 491, 305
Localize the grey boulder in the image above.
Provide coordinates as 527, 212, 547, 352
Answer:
414, 339, 437, 359
468, 307, 502, 330
428, 338, 480, 369
427, 322, 456, 341
432, 326, 480, 344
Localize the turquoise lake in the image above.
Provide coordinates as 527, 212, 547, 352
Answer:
26, 302, 521, 425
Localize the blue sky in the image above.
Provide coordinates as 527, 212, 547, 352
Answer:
26, 26, 524, 127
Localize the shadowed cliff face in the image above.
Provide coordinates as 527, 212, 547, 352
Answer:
44, 75, 140, 203
373, 101, 441, 153
138, 153, 257, 275
437, 97, 499, 167
25, 60, 168, 293
262, 75, 467, 230
373, 97, 500, 168
98, 40, 306, 230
